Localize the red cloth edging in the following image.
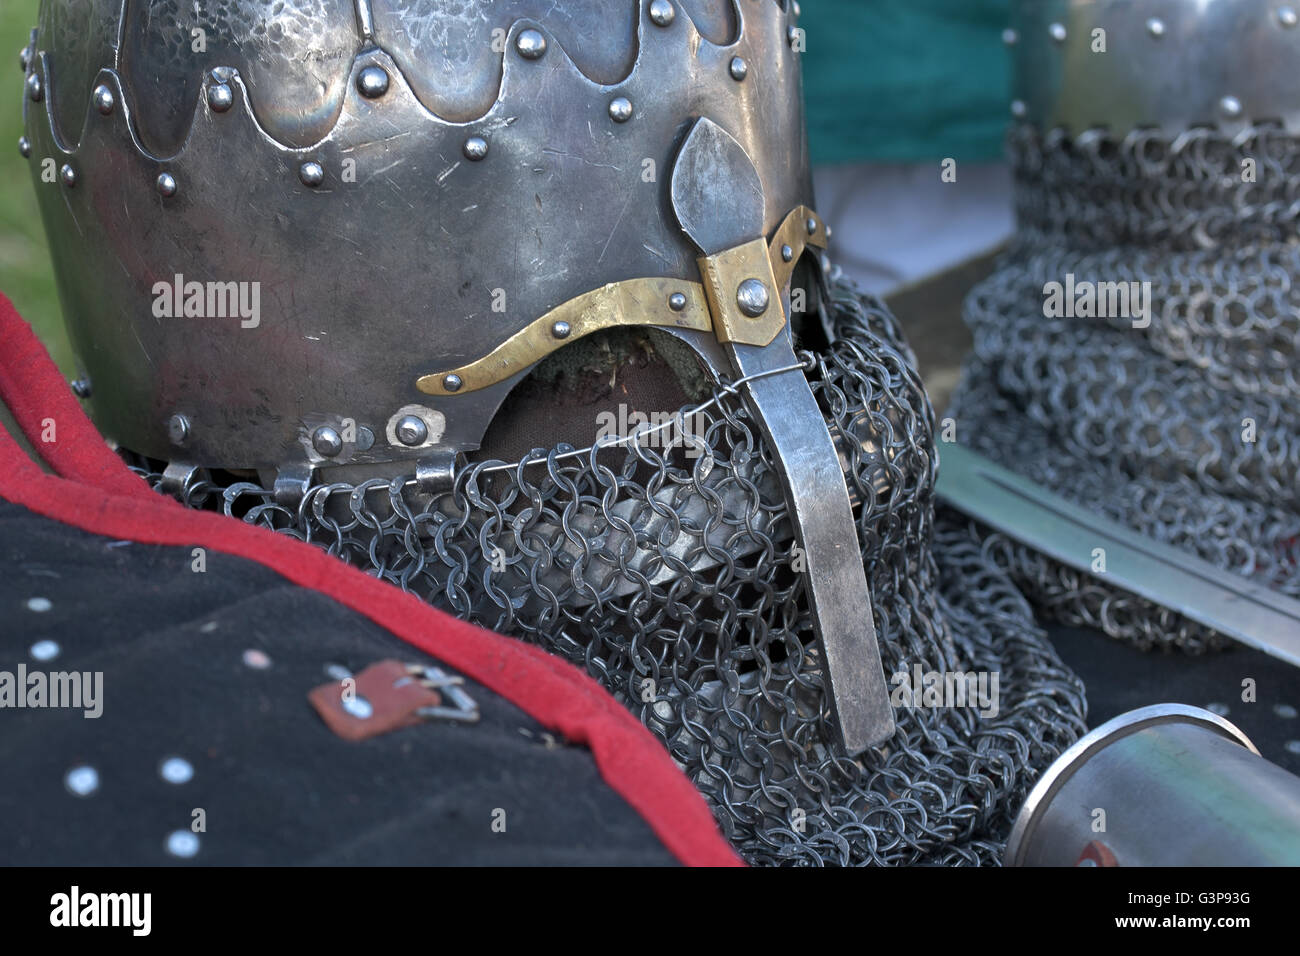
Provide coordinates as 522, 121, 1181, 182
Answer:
0, 304, 158, 500
0, 292, 742, 868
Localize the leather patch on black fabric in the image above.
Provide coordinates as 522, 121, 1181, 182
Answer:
308, 660, 441, 741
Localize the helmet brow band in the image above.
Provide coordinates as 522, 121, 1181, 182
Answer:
415, 205, 827, 396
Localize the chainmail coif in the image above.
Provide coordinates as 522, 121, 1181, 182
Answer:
133, 278, 1087, 865
949, 121, 1300, 653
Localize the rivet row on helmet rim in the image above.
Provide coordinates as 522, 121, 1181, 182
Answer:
19, 3, 785, 182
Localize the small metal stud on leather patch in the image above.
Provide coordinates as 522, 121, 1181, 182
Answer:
309, 659, 443, 741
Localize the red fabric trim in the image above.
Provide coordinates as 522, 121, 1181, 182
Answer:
0, 298, 159, 501
0, 292, 741, 868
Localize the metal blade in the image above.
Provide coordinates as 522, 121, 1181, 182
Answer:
670, 118, 895, 751
936, 442, 1300, 668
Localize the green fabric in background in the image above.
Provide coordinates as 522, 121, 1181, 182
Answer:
0, 0, 65, 371
802, 0, 1012, 165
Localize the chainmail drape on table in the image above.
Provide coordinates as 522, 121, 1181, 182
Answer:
130, 278, 1087, 865
949, 121, 1300, 653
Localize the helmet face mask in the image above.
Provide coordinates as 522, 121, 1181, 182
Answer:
21, 0, 1089, 864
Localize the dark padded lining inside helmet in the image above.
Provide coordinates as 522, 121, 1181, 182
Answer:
474, 327, 711, 466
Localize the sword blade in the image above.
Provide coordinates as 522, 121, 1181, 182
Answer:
935, 442, 1300, 668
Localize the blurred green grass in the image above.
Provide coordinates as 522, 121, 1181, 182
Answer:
1, 0, 71, 374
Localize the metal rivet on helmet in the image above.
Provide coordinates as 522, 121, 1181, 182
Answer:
551, 320, 571, 339
1281, 6, 1299, 28
516, 28, 548, 59
1049, 22, 1067, 42
26, 72, 41, 101
395, 415, 429, 446
19, 45, 30, 72
1003, 28, 1019, 45
312, 425, 344, 457
207, 83, 234, 112
442, 374, 463, 393
729, 56, 748, 81
736, 278, 770, 318
649, 0, 675, 27
608, 96, 633, 123
1146, 17, 1166, 37
18, 136, 30, 159
1220, 95, 1243, 118
781, 244, 794, 263
357, 65, 390, 99
298, 161, 324, 187
60, 164, 76, 188
156, 172, 177, 197
668, 292, 688, 311
167, 413, 191, 445
463, 135, 489, 161
93, 84, 115, 115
